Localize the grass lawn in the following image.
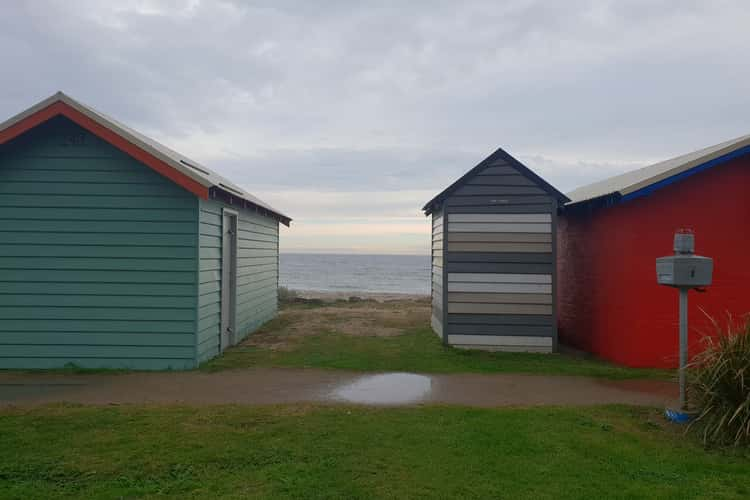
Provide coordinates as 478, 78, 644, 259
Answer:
0, 404, 746, 499
202, 301, 669, 380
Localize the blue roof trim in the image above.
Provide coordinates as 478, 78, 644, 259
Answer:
620, 144, 750, 203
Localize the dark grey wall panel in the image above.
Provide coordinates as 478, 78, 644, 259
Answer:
448, 313, 554, 326
466, 175, 536, 186
453, 185, 546, 196
447, 252, 552, 263
476, 165, 516, 175
446, 262, 553, 273
448, 204, 553, 214
446, 195, 553, 207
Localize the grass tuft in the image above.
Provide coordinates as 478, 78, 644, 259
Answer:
689, 313, 750, 447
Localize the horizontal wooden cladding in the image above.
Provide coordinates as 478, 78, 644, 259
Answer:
448, 313, 553, 326
447, 303, 552, 315
466, 174, 536, 187
448, 204, 553, 214
432, 215, 443, 229
447, 252, 552, 264
0, 256, 195, 272
448, 292, 552, 304
448, 282, 551, 294
0, 194, 197, 210
431, 314, 443, 337
0, 244, 196, 259
0, 319, 194, 334
449, 334, 554, 348
446, 195, 553, 207
447, 262, 553, 274
0, 219, 196, 234
448, 273, 551, 284
448, 242, 552, 253
0, 306, 194, 321
0, 207, 196, 222
476, 164, 517, 176
453, 185, 545, 196
0, 332, 194, 347
0, 345, 195, 359
0, 357, 195, 370
448, 232, 551, 243
447, 335, 553, 350
447, 323, 552, 337
1, 269, 195, 284
3, 232, 196, 247
0, 294, 196, 308
449, 213, 551, 223
448, 222, 551, 233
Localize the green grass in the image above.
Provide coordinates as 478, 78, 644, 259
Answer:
0, 404, 746, 499
203, 322, 669, 380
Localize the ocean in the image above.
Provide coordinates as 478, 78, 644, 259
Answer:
279, 253, 431, 295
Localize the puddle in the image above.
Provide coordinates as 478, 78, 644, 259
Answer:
329, 373, 432, 405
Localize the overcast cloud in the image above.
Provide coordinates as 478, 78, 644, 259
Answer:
2, 1, 748, 253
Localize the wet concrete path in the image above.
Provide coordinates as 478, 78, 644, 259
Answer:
0, 369, 678, 408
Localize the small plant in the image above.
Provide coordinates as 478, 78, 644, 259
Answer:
278, 286, 298, 304
688, 313, 750, 447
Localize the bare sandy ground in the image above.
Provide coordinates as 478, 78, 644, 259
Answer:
248, 299, 430, 351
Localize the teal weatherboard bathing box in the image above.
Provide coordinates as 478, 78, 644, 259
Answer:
0, 92, 291, 369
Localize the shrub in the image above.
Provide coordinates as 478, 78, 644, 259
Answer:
278, 286, 298, 304
688, 314, 750, 447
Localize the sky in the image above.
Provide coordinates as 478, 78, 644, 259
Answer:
1, 0, 748, 254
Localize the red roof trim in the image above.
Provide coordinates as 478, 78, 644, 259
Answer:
0, 101, 209, 199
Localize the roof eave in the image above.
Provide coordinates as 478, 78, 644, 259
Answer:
0, 92, 293, 222
421, 147, 569, 214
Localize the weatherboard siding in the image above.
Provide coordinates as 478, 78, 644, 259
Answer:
441, 156, 558, 352
0, 116, 199, 369
430, 208, 444, 338
197, 199, 278, 362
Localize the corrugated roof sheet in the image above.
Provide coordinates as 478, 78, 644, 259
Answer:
566, 133, 750, 206
0, 92, 291, 224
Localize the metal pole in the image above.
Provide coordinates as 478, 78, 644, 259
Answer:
679, 288, 688, 410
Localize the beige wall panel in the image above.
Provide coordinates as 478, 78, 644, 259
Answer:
451, 344, 552, 353
448, 282, 551, 294
447, 292, 552, 304
448, 222, 551, 233
447, 302, 553, 315
448, 335, 553, 347
448, 232, 552, 243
